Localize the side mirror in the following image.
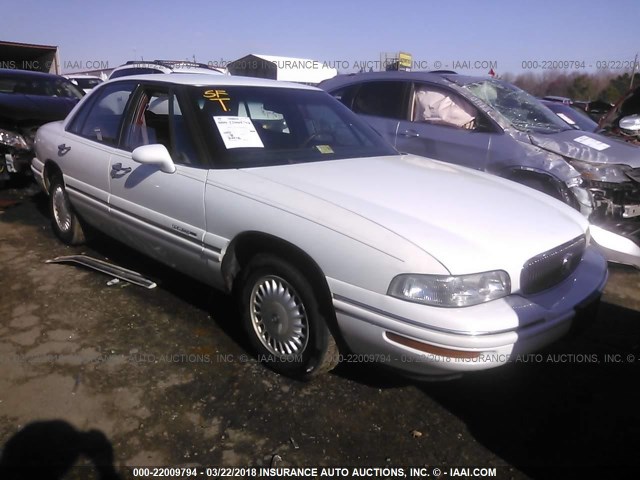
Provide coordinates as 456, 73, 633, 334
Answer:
619, 114, 640, 134
131, 144, 176, 173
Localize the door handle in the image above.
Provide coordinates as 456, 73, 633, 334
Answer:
111, 163, 132, 177
111, 163, 132, 173
399, 130, 420, 138
57, 144, 71, 155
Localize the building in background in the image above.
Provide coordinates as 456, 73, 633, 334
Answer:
0, 40, 60, 74
227, 54, 337, 85
379, 51, 412, 71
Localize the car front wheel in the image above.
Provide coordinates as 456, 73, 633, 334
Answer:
239, 254, 338, 380
50, 176, 85, 245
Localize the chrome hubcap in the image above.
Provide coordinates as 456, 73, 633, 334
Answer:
52, 186, 71, 233
250, 275, 309, 357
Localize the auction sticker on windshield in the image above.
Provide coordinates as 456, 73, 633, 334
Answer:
315, 145, 334, 154
213, 116, 264, 149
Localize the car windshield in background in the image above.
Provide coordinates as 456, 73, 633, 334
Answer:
464, 80, 571, 134
191, 86, 397, 167
0, 73, 83, 99
72, 77, 103, 90
543, 101, 599, 132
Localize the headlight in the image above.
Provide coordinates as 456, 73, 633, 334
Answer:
570, 159, 632, 183
388, 271, 511, 307
0, 128, 29, 150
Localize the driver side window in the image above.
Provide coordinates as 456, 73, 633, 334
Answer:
123, 89, 200, 166
412, 84, 478, 130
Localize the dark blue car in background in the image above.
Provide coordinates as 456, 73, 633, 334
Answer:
0, 68, 83, 185
541, 99, 599, 132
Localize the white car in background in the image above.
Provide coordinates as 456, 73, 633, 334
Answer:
32, 74, 608, 380
65, 74, 104, 93
109, 60, 224, 79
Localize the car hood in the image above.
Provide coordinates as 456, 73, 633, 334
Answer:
528, 129, 640, 167
243, 154, 587, 276
0, 93, 79, 125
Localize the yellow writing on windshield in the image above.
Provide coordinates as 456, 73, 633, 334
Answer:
204, 89, 231, 111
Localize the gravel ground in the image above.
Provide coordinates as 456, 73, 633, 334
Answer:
1, 185, 639, 479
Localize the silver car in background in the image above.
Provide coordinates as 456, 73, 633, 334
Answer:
320, 71, 640, 268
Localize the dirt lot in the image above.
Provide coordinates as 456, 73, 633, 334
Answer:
1, 184, 639, 479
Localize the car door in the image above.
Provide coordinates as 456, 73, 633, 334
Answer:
346, 80, 410, 148
107, 85, 212, 284
57, 81, 138, 234
395, 82, 494, 171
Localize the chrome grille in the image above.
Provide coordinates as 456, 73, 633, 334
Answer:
520, 236, 586, 294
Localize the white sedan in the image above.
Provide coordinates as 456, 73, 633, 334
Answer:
32, 74, 608, 379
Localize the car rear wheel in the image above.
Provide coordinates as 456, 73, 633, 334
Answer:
50, 177, 85, 245
239, 254, 338, 380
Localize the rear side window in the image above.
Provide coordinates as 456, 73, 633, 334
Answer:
68, 82, 136, 146
328, 84, 359, 109
351, 81, 409, 120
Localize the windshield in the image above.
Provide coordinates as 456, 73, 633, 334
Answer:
464, 80, 571, 133
0, 74, 84, 99
71, 77, 103, 89
190, 86, 397, 167
543, 102, 599, 132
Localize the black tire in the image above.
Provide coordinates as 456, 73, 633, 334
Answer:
238, 254, 339, 380
49, 176, 85, 245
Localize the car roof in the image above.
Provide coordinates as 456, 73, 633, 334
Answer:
110, 60, 224, 75
65, 74, 103, 79
107, 73, 320, 91
0, 68, 66, 80
540, 99, 567, 108
542, 95, 573, 103
318, 70, 493, 90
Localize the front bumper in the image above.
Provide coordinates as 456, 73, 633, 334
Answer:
582, 177, 640, 268
1, 148, 34, 178
30, 156, 47, 193
329, 246, 608, 377
588, 177, 640, 220
590, 222, 640, 269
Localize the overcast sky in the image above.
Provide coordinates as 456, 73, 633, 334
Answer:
3, 0, 640, 75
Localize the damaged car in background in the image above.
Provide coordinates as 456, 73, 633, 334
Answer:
599, 85, 640, 146
320, 71, 640, 268
32, 74, 607, 379
0, 68, 83, 186
540, 99, 599, 132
